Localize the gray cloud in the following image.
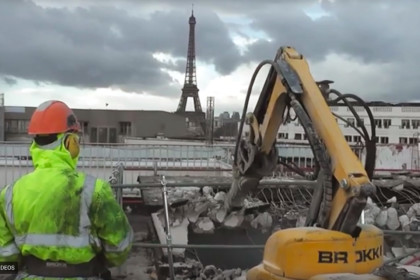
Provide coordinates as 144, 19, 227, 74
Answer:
0, 0, 241, 96
244, 0, 420, 101
3, 77, 17, 86
0, 0, 418, 103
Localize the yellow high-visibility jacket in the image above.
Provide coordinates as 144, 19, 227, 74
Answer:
0, 137, 133, 273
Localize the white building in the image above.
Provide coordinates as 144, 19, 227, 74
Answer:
238, 102, 420, 171
269, 102, 420, 145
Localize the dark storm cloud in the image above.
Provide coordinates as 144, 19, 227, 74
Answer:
146, 0, 418, 101
1, 0, 418, 102
245, 0, 408, 63
0, 0, 241, 96
243, 0, 420, 101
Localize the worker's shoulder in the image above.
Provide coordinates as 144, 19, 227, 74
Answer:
1, 171, 32, 192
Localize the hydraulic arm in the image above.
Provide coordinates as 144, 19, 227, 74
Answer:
225, 46, 375, 236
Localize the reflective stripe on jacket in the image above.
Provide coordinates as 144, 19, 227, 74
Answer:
0, 136, 133, 269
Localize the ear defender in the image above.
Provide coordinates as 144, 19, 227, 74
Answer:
63, 133, 80, 159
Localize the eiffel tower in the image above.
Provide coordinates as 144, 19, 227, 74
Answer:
175, 8, 205, 136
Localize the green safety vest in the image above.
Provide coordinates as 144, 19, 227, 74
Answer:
0, 136, 133, 270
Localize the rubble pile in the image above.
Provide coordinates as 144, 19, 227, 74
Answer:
154, 183, 420, 237
363, 197, 420, 245
271, 196, 420, 234
149, 178, 420, 278
188, 264, 246, 280
148, 259, 246, 280
154, 186, 274, 238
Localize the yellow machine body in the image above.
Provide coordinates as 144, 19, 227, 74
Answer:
247, 224, 385, 280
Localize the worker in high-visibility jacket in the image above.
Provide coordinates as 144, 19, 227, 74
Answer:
0, 100, 133, 279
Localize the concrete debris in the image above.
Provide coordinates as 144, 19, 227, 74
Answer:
187, 201, 211, 223
144, 186, 202, 206
152, 260, 246, 280
277, 209, 308, 228
193, 217, 215, 234
364, 197, 381, 225
399, 215, 410, 231
152, 212, 189, 258
203, 186, 215, 197
243, 198, 269, 209
387, 196, 397, 203
386, 207, 400, 230
157, 259, 203, 279
223, 211, 244, 228
151, 185, 274, 260
284, 210, 300, 221
154, 185, 273, 235
363, 199, 420, 245
214, 191, 226, 202
201, 265, 218, 279
389, 247, 420, 267
208, 206, 227, 223
407, 203, 420, 217
250, 212, 273, 233
198, 266, 244, 280
375, 209, 388, 227
296, 215, 306, 227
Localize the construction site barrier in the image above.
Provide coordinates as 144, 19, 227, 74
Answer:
6, 141, 404, 187
109, 179, 319, 189
0, 142, 235, 186
2, 141, 419, 187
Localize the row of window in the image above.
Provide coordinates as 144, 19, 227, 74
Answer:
331, 107, 420, 113
87, 122, 132, 143
90, 127, 118, 143
5, 120, 29, 133
5, 119, 133, 142
290, 117, 420, 129
278, 133, 419, 145
398, 137, 419, 144
348, 118, 420, 129
279, 150, 361, 168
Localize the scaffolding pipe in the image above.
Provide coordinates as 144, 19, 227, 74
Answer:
133, 228, 420, 249
133, 243, 265, 249
161, 175, 175, 280
110, 179, 318, 189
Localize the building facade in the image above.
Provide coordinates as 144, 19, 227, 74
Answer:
1, 105, 193, 143
241, 102, 420, 145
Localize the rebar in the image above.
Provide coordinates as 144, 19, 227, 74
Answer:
383, 248, 420, 265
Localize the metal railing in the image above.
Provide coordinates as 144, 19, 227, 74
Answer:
1, 141, 418, 187
0, 142, 235, 186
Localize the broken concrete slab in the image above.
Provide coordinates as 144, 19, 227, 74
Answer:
151, 211, 189, 258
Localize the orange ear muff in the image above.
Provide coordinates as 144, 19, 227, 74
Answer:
63, 133, 80, 159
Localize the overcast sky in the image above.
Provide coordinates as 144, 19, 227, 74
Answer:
0, 0, 418, 115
